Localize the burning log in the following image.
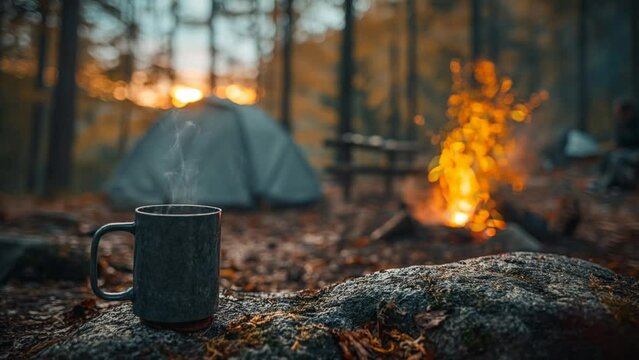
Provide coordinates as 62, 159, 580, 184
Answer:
368, 203, 473, 243
368, 203, 543, 253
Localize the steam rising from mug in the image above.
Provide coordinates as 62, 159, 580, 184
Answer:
164, 110, 199, 204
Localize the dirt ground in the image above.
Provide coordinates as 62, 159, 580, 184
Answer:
1, 165, 639, 358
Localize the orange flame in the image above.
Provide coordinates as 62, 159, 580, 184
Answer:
427, 59, 547, 237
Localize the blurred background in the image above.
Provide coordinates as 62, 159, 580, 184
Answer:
1, 0, 637, 194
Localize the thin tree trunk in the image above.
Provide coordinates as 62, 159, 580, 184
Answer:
470, 0, 481, 60
280, 0, 294, 132
209, 0, 217, 92
405, 0, 418, 142
577, 0, 588, 131
34, 0, 49, 91
117, 0, 136, 157
631, 0, 639, 99
337, 0, 355, 201
0, 2, 6, 62
27, 0, 49, 193
0, 3, 4, 60
389, 18, 400, 142
264, 0, 280, 115
386, 8, 401, 197
552, 3, 568, 120
45, 0, 80, 193
488, 0, 499, 64
252, 0, 262, 102
527, 2, 540, 94
169, 0, 179, 84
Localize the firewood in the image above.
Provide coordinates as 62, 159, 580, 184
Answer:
369, 209, 412, 242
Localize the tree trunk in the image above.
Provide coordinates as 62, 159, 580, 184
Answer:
27, 0, 49, 193
527, 2, 540, 94
631, 0, 639, 99
34, 0, 49, 91
488, 0, 500, 63
385, 3, 401, 197
0, 3, 4, 61
577, 0, 588, 131
553, 4, 569, 121
263, 0, 280, 115
117, 0, 136, 158
470, 0, 481, 60
405, 0, 418, 142
168, 0, 179, 83
280, 0, 294, 132
209, 0, 217, 92
337, 0, 355, 201
45, 0, 80, 193
253, 0, 262, 103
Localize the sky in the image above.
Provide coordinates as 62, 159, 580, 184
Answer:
87, 0, 370, 88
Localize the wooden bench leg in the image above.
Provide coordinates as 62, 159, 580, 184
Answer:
341, 172, 352, 202
385, 152, 396, 198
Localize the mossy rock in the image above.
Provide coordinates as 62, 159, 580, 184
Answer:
40, 252, 639, 359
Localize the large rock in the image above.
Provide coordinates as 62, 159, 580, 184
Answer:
40, 253, 639, 359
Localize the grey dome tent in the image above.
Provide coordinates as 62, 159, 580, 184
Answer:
106, 97, 321, 208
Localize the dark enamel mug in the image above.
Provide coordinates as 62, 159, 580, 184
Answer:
90, 204, 221, 331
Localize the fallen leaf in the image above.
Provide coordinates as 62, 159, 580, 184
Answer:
414, 310, 447, 330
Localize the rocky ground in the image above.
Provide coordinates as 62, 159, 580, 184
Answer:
1, 168, 639, 359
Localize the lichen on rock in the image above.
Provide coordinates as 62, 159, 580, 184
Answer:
40, 252, 639, 359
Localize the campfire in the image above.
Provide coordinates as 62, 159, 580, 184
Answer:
409, 59, 548, 240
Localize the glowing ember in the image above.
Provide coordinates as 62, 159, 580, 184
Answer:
427, 59, 548, 237
451, 211, 470, 227
171, 85, 204, 108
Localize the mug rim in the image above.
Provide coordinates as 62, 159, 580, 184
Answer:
135, 204, 222, 217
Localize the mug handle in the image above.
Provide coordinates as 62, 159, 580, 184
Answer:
90, 222, 136, 301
